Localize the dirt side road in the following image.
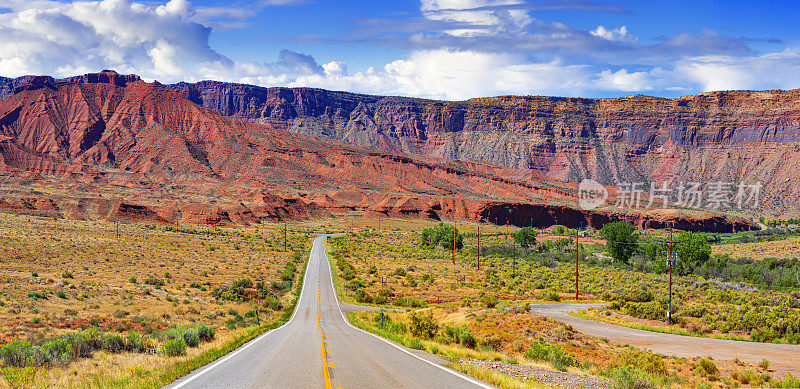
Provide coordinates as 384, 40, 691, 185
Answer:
530, 303, 800, 375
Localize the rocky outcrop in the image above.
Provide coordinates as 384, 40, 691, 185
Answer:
0, 196, 61, 217
0, 72, 753, 231
164, 82, 800, 214
106, 201, 169, 223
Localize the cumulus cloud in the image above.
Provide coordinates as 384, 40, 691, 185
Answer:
0, 0, 229, 79
1, 0, 799, 100
591, 25, 636, 43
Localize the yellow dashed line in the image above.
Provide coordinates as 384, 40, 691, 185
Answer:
318, 287, 333, 389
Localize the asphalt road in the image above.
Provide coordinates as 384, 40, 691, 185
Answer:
165, 235, 493, 389
531, 303, 800, 375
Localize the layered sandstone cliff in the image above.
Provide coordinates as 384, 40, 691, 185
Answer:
165, 81, 800, 214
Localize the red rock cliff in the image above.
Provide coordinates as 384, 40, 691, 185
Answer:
165, 82, 800, 214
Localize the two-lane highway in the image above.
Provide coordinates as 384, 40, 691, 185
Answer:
166, 235, 493, 388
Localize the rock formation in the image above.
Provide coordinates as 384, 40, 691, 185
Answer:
0, 71, 754, 230
164, 81, 800, 214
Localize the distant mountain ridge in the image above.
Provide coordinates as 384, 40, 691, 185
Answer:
3, 71, 797, 215
166, 80, 800, 215
0, 70, 751, 231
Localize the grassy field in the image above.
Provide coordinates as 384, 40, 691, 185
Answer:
325, 219, 800, 388
2, 214, 799, 388
713, 235, 800, 259
0, 213, 314, 388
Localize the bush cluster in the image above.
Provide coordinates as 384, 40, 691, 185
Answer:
372, 311, 407, 334
614, 348, 667, 375
409, 312, 438, 339
212, 278, 253, 301
159, 324, 215, 356
437, 324, 477, 349
0, 329, 148, 367
523, 339, 575, 371
420, 222, 463, 250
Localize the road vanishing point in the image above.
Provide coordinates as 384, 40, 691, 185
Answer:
165, 235, 494, 389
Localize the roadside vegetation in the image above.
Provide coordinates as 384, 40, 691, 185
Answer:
327, 218, 800, 388
0, 213, 314, 388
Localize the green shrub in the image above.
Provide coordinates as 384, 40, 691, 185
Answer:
100, 333, 126, 352
196, 325, 215, 341
404, 338, 425, 350
441, 325, 477, 349
523, 340, 549, 361
127, 332, 145, 352
163, 338, 186, 356
144, 276, 164, 288
615, 348, 667, 375
393, 296, 425, 308
212, 278, 254, 301
182, 329, 201, 348
42, 338, 69, 366
523, 339, 574, 370
624, 301, 666, 321
514, 227, 538, 249
409, 312, 438, 339
771, 374, 800, 388
607, 366, 660, 389
1, 341, 34, 367
694, 358, 719, 378
354, 289, 373, 303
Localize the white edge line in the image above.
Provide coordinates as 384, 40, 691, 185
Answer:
168, 238, 318, 389
320, 236, 496, 389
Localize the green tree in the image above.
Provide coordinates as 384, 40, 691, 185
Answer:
599, 221, 638, 264
644, 243, 660, 261
674, 231, 711, 275
420, 222, 463, 250
514, 227, 538, 249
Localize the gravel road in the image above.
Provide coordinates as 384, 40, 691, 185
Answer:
530, 303, 800, 375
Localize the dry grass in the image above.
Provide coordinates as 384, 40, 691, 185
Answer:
713, 235, 800, 259
0, 213, 309, 388
331, 219, 783, 388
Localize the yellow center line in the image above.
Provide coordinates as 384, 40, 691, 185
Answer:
318, 288, 333, 389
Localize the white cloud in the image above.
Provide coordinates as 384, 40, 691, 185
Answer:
0, 0, 229, 79
322, 61, 347, 76
290, 49, 594, 100
591, 25, 636, 43
420, 0, 531, 36
595, 68, 653, 91
2, 0, 800, 101
676, 50, 800, 92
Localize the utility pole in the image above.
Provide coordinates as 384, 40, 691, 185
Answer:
284, 221, 287, 252
116, 221, 119, 238
665, 224, 678, 325
575, 224, 580, 301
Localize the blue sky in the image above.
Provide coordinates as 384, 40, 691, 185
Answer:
0, 0, 799, 99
